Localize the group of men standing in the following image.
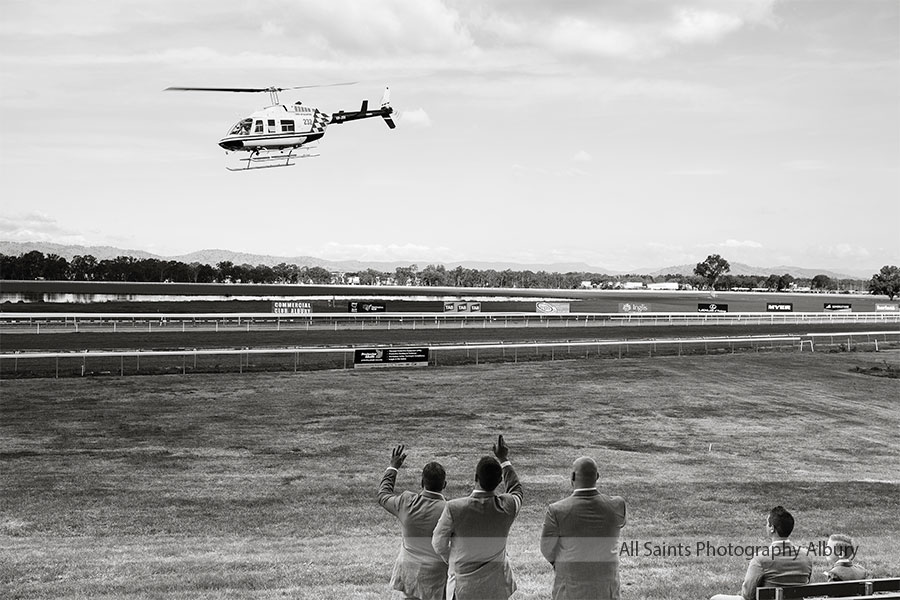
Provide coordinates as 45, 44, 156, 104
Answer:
377, 435, 627, 600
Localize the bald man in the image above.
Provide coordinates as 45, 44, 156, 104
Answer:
540, 457, 627, 600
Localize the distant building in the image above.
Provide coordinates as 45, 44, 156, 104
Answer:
647, 282, 679, 291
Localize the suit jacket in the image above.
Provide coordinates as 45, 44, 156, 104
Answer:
431, 464, 523, 600
825, 560, 868, 582
740, 541, 812, 600
378, 468, 448, 600
540, 488, 627, 600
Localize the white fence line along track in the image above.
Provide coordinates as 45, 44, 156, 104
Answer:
2, 311, 898, 335
2, 331, 898, 378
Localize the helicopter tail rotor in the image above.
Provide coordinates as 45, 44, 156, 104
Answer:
380, 87, 396, 129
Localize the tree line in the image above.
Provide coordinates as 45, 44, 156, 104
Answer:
0, 251, 896, 298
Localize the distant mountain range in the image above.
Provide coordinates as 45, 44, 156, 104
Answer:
0, 241, 871, 279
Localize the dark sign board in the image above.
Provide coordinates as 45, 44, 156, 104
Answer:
767, 303, 793, 312
698, 303, 728, 313
354, 347, 429, 368
824, 303, 852, 312
445, 301, 481, 312
619, 302, 651, 313
273, 301, 311, 314
348, 302, 386, 313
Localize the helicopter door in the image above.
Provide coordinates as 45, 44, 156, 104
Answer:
267, 119, 277, 134
254, 120, 264, 134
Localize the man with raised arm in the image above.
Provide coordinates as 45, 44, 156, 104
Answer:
540, 456, 627, 600
431, 434, 523, 600
378, 444, 449, 600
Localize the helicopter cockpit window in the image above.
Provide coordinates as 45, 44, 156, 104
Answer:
229, 118, 253, 136
254, 120, 264, 134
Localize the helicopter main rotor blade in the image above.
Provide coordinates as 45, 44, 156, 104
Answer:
164, 82, 357, 93
280, 82, 357, 91
165, 87, 273, 93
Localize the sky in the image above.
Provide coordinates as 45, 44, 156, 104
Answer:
1, 0, 898, 275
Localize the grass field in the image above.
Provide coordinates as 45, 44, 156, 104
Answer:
2, 351, 899, 599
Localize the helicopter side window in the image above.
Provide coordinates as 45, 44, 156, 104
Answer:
267, 119, 276, 133
254, 120, 264, 134
229, 118, 253, 136
281, 120, 295, 133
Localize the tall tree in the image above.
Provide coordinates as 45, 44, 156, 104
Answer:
776, 273, 795, 291
420, 264, 448, 286
693, 254, 731, 290
69, 255, 98, 281
869, 265, 900, 300
810, 274, 834, 291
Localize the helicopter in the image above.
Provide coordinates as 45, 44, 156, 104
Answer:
165, 83, 395, 170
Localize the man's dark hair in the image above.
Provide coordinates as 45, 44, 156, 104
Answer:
421, 461, 446, 492
475, 456, 503, 492
769, 506, 795, 537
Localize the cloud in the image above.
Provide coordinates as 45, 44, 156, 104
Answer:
260, 21, 285, 37
722, 239, 763, 249
464, 0, 778, 60
314, 242, 455, 262
398, 108, 432, 127
698, 239, 763, 249
573, 150, 592, 162
784, 159, 827, 171
666, 8, 744, 44
818, 244, 872, 260
0, 213, 87, 244
669, 168, 726, 176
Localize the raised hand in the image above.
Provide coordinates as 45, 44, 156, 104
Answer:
390, 444, 408, 469
492, 434, 509, 462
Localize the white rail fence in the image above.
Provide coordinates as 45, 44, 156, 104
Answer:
2, 331, 898, 378
2, 311, 898, 334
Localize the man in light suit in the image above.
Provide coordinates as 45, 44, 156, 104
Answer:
432, 435, 523, 600
378, 444, 449, 600
540, 456, 627, 600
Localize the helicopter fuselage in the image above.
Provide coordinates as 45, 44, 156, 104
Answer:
218, 103, 328, 152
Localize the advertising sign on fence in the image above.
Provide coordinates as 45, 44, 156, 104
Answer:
348, 302, 386, 313
536, 302, 571, 313
619, 302, 651, 313
354, 348, 429, 369
766, 303, 793, 312
272, 301, 312, 314
698, 303, 728, 313
875, 303, 899, 312
824, 303, 852, 312
444, 302, 481, 312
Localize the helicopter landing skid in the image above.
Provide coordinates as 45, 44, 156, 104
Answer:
226, 148, 319, 171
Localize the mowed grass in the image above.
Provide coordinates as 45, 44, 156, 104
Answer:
1, 351, 899, 599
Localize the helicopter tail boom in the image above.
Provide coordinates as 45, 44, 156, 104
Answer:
329, 87, 395, 129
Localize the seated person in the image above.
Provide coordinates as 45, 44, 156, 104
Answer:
824, 533, 868, 582
711, 506, 813, 600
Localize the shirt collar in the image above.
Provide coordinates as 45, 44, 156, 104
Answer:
834, 559, 853, 566
573, 487, 599, 495
422, 490, 445, 500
